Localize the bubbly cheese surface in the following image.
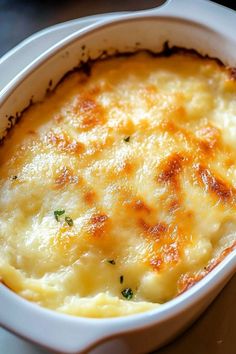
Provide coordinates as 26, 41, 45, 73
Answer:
0, 52, 236, 317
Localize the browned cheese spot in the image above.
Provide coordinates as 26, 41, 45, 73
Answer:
132, 199, 151, 214
195, 164, 233, 202
141, 84, 159, 108
162, 242, 180, 264
115, 160, 135, 177
89, 213, 109, 238
159, 120, 223, 163
168, 199, 180, 213
197, 125, 221, 154
157, 153, 186, 191
139, 218, 167, 242
84, 190, 96, 206
74, 95, 106, 130
54, 166, 79, 189
178, 240, 236, 294
204, 240, 236, 273
149, 257, 162, 271
122, 197, 152, 226
47, 131, 84, 155
177, 272, 202, 294
225, 158, 234, 169
149, 241, 180, 272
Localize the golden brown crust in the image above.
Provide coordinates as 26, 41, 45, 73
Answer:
54, 166, 79, 189
46, 131, 84, 155
0, 50, 236, 317
89, 213, 109, 238
84, 190, 97, 206
157, 153, 185, 188
178, 241, 236, 294
195, 164, 234, 202
73, 95, 106, 131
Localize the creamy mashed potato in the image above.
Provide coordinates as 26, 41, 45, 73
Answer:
0, 52, 236, 317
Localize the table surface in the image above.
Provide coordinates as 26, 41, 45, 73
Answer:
0, 1, 235, 354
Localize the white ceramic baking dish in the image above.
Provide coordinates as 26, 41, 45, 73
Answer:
0, 0, 236, 353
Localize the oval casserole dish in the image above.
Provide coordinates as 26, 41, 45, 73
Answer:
0, 0, 236, 353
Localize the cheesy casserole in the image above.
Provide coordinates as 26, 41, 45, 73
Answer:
0, 51, 236, 317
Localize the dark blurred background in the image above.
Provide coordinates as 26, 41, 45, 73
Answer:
0, 0, 235, 57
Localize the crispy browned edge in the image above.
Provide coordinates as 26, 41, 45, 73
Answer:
0, 41, 235, 298
2, 41, 236, 146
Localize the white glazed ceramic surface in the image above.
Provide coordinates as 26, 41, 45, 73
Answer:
0, 1, 236, 353
0, 12, 123, 92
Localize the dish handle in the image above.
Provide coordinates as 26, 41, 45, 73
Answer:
149, 0, 236, 37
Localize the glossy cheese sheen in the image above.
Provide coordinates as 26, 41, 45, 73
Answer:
0, 52, 236, 318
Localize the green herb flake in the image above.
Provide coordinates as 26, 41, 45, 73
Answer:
124, 136, 130, 143
121, 288, 133, 300
107, 259, 116, 265
65, 216, 73, 227
54, 209, 65, 222
120, 275, 124, 284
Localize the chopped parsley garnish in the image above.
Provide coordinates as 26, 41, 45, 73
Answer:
124, 136, 130, 142
107, 259, 116, 265
120, 275, 124, 284
65, 216, 73, 227
54, 209, 65, 222
121, 288, 133, 300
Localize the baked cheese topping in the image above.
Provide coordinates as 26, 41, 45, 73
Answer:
0, 52, 236, 317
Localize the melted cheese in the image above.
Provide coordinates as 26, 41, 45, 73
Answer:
0, 52, 236, 317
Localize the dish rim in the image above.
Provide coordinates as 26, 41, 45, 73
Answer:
1, 0, 236, 326
0, 0, 236, 351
